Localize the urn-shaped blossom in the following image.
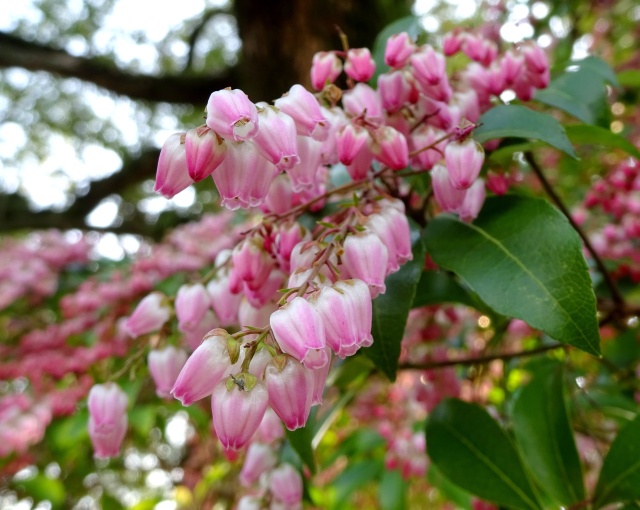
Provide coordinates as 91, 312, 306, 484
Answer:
371, 126, 409, 171
175, 283, 211, 331
239, 442, 278, 487
265, 355, 314, 431
310, 51, 342, 90
211, 374, 269, 450
87, 383, 128, 459
171, 330, 240, 406
184, 126, 227, 182
458, 178, 486, 222
252, 106, 300, 171
444, 138, 485, 190
431, 164, 468, 213
270, 463, 303, 506
269, 297, 328, 369
206, 89, 259, 142
384, 32, 416, 68
154, 132, 194, 199
274, 84, 329, 141
336, 123, 370, 166
124, 292, 171, 338
342, 233, 389, 298
148, 346, 188, 398
344, 48, 375, 82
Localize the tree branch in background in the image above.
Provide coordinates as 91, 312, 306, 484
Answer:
184, 8, 228, 72
0, 31, 238, 104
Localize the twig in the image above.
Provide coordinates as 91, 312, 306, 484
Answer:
398, 342, 564, 371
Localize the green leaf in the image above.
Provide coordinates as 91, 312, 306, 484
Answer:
332, 459, 384, 508
379, 469, 407, 510
618, 70, 640, 88
576, 56, 620, 89
565, 125, 640, 159
424, 195, 600, 355
16, 475, 66, 509
412, 270, 476, 308
428, 464, 472, 510
594, 414, 640, 508
365, 223, 425, 381
426, 398, 541, 510
512, 364, 585, 506
473, 105, 577, 158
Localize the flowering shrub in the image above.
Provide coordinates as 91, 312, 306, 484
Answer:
2, 17, 640, 510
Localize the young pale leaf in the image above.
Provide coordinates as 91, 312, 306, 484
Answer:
565, 125, 640, 160
365, 224, 425, 381
512, 364, 585, 506
473, 105, 577, 159
593, 414, 640, 508
424, 195, 600, 355
426, 398, 541, 510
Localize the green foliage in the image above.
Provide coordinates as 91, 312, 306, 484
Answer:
565, 124, 640, 159
426, 398, 541, 510
366, 223, 426, 381
512, 363, 585, 506
424, 195, 601, 355
473, 105, 578, 158
14, 474, 66, 509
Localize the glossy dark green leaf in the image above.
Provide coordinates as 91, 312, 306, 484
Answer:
512, 364, 585, 506
576, 56, 620, 88
565, 125, 640, 159
594, 414, 640, 508
426, 398, 541, 510
424, 195, 600, 355
473, 105, 577, 158
428, 464, 472, 510
412, 270, 476, 308
365, 224, 425, 381
379, 469, 408, 510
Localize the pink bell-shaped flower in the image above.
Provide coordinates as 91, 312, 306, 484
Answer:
336, 123, 370, 166
431, 164, 468, 213
254, 407, 285, 444
239, 442, 278, 487
175, 283, 211, 331
252, 106, 300, 171
342, 83, 384, 123
270, 463, 303, 507
409, 125, 445, 171
265, 355, 314, 431
171, 330, 240, 406
148, 346, 188, 398
458, 178, 486, 222
378, 70, 413, 112
274, 84, 330, 141
185, 126, 227, 182
310, 51, 342, 90
344, 48, 375, 82
154, 132, 194, 199
124, 292, 171, 338
371, 126, 409, 170
384, 32, 416, 68
239, 298, 278, 329
230, 238, 276, 292
342, 233, 389, 298
269, 297, 328, 369
443, 31, 463, 56
207, 275, 242, 327
87, 383, 128, 459
445, 138, 485, 190
211, 141, 278, 210
206, 88, 259, 142
211, 373, 269, 450
410, 45, 446, 87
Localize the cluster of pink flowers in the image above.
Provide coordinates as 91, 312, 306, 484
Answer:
0, 230, 91, 310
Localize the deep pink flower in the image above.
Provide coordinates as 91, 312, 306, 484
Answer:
310, 51, 342, 90
445, 138, 485, 190
185, 126, 227, 182
344, 48, 375, 82
384, 32, 416, 68
87, 383, 128, 458
154, 132, 194, 198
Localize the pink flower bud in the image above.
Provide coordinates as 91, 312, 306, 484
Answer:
342, 83, 383, 123
344, 48, 375, 82
409, 125, 445, 171
379, 205, 413, 266
486, 171, 510, 195
310, 51, 342, 90
211, 374, 268, 450
87, 383, 128, 459
239, 442, 278, 487
206, 89, 259, 142
453, 89, 481, 123
346, 141, 375, 182
371, 126, 409, 170
148, 346, 188, 398
124, 292, 171, 338
154, 132, 194, 199
180, 311, 220, 351
265, 356, 314, 431
384, 32, 416, 68
378, 71, 412, 112
244, 269, 285, 309
458, 178, 486, 222
522, 43, 549, 75
171, 331, 240, 406
312, 279, 373, 358
342, 233, 388, 298
175, 283, 211, 331
239, 299, 278, 329
410, 46, 446, 87
444, 138, 485, 190
207, 275, 242, 327
463, 35, 497, 66
270, 297, 328, 369
275, 84, 330, 141
443, 32, 463, 56
254, 407, 285, 444
432, 164, 467, 212
270, 463, 303, 506
185, 126, 227, 182
252, 106, 300, 171
274, 222, 310, 273
212, 141, 278, 210
501, 50, 525, 87
289, 135, 323, 191
231, 238, 276, 291
337, 123, 370, 166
